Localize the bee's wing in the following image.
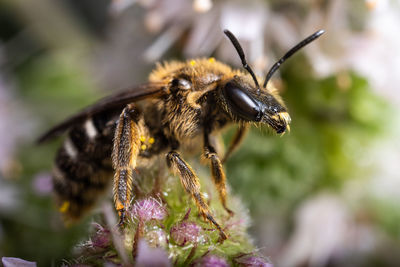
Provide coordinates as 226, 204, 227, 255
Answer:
37, 82, 166, 143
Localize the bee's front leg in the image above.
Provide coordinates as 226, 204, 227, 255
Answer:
166, 151, 228, 241
221, 124, 248, 164
112, 104, 141, 225
204, 135, 234, 216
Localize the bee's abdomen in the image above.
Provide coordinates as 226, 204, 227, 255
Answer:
52, 112, 117, 220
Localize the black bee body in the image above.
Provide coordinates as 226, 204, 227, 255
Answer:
53, 110, 118, 217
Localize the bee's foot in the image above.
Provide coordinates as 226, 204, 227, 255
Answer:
117, 209, 126, 227
218, 231, 228, 243
225, 207, 235, 217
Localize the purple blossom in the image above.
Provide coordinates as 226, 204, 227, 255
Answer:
170, 221, 202, 246
145, 228, 168, 248
90, 223, 111, 249
2, 257, 36, 267
131, 197, 167, 222
192, 254, 229, 267
233, 253, 273, 267
135, 239, 171, 267
32, 172, 53, 196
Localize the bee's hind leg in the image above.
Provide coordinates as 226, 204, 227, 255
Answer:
112, 104, 141, 225
166, 151, 228, 241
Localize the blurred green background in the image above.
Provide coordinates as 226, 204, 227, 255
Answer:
1, 0, 400, 266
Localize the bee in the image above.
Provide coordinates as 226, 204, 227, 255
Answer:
38, 29, 324, 241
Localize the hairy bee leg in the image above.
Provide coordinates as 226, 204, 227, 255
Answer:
166, 151, 227, 241
204, 143, 234, 217
222, 124, 248, 164
112, 104, 141, 225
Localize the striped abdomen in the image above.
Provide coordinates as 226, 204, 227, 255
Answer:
52, 111, 119, 220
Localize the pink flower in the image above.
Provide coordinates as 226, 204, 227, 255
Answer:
131, 197, 167, 222
2, 257, 36, 267
90, 223, 111, 249
170, 221, 202, 246
135, 239, 171, 267
192, 254, 229, 267
233, 253, 273, 267
32, 172, 53, 196
146, 229, 168, 248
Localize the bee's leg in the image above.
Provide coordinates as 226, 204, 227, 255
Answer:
204, 135, 234, 216
221, 124, 248, 164
112, 104, 141, 225
166, 151, 228, 241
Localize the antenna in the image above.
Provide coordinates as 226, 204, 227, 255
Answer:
263, 29, 325, 88
223, 29, 261, 94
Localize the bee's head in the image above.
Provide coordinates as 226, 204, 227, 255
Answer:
221, 77, 290, 134
222, 29, 324, 133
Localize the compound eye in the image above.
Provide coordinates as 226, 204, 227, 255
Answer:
222, 82, 261, 121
